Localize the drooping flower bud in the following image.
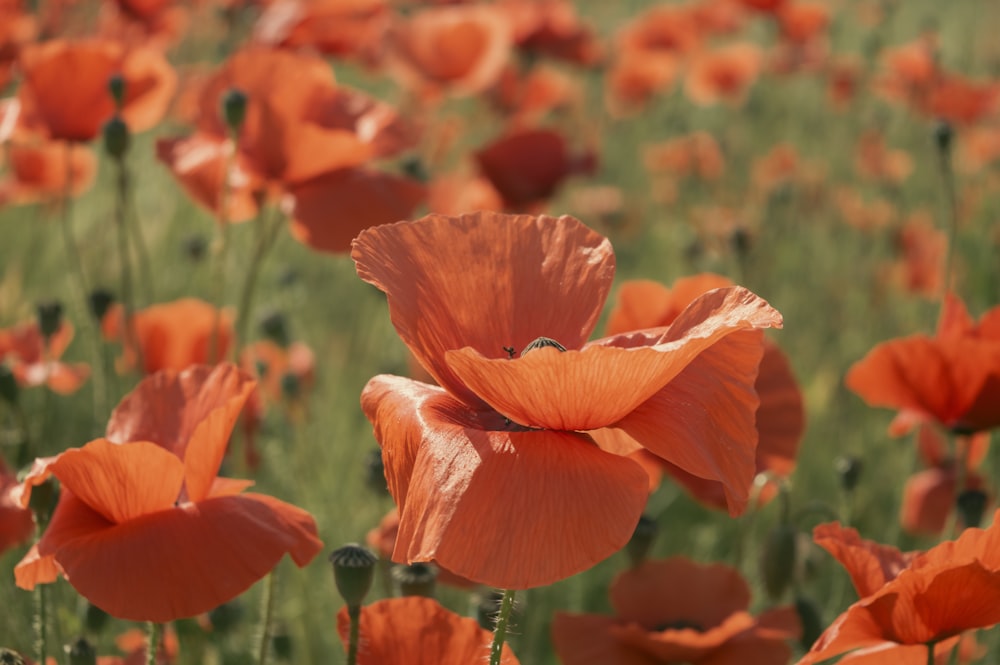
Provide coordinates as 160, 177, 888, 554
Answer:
102, 116, 130, 159
36, 300, 64, 341
222, 88, 248, 134
625, 514, 657, 568
392, 562, 438, 598
65, 637, 97, 665
329, 544, 377, 609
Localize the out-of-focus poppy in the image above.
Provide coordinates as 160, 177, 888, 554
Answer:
736, 0, 788, 13
885, 211, 946, 299
924, 76, 1000, 126
826, 55, 862, 110
0, 3, 36, 91
900, 425, 989, 536
14, 364, 323, 622
854, 130, 912, 185
846, 292, 1000, 435
0, 319, 90, 394
474, 127, 595, 210
0, 140, 97, 205
798, 519, 1000, 663
685, 43, 762, 107
604, 274, 805, 511
98, 0, 189, 50
776, 1, 828, 45
384, 4, 513, 99
112, 624, 179, 664
491, 64, 580, 127
0, 457, 34, 557
958, 126, 1000, 173
497, 0, 603, 66
834, 187, 896, 231
18, 39, 176, 143
252, 0, 389, 61
752, 143, 799, 194
354, 211, 781, 588
643, 131, 726, 182
874, 38, 939, 110
101, 298, 234, 375
553, 557, 800, 664
336, 596, 519, 664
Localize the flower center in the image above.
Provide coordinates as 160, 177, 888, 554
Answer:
653, 619, 705, 633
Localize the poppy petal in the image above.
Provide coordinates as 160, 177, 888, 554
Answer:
14, 543, 62, 590
361, 373, 649, 589
49, 439, 184, 523
552, 613, 654, 665
812, 522, 915, 598
32, 489, 321, 621
352, 212, 615, 407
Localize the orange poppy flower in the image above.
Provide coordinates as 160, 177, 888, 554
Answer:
475, 127, 595, 210
98, 0, 189, 50
643, 131, 726, 182
854, 129, 912, 185
0, 457, 35, 557
776, 1, 828, 45
798, 520, 1000, 663
886, 211, 946, 299
18, 39, 176, 142
0, 140, 97, 205
112, 625, 179, 665
101, 298, 234, 374
606, 49, 681, 113
384, 4, 513, 98
252, 0, 389, 60
552, 557, 800, 664
686, 43, 762, 107
336, 596, 519, 664
846, 293, 1000, 435
924, 75, 1000, 126
353, 211, 782, 588
0, 319, 90, 394
900, 426, 989, 536
14, 364, 323, 622
958, 126, 1000, 173
604, 275, 805, 510
497, 0, 603, 66
834, 187, 896, 231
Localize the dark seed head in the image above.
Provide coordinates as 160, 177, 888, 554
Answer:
329, 544, 377, 608
520, 336, 567, 356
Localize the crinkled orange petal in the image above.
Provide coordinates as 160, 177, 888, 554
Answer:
288, 168, 425, 255
48, 439, 184, 523
155, 134, 260, 223
552, 613, 654, 665
361, 374, 648, 589
611, 558, 751, 629
106, 363, 255, 460
448, 286, 777, 434
30, 488, 321, 621
336, 596, 519, 664
812, 522, 916, 598
352, 211, 615, 408
14, 543, 62, 590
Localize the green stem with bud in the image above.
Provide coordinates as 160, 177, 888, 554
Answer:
489, 589, 516, 665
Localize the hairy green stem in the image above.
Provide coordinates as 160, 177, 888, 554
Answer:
489, 589, 516, 665
257, 570, 277, 665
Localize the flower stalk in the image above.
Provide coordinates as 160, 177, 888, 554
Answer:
488, 589, 516, 665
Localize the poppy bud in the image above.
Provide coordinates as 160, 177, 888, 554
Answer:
934, 121, 953, 154
401, 156, 430, 183
84, 603, 110, 636
329, 544, 377, 609
473, 589, 505, 630
392, 562, 438, 597
258, 311, 291, 348
0, 649, 25, 665
88, 289, 115, 323
27, 476, 58, 528
102, 116, 130, 159
107, 74, 126, 109
222, 88, 248, 133
729, 226, 752, 257
364, 448, 388, 495
794, 595, 823, 650
835, 455, 862, 492
65, 637, 97, 665
272, 624, 293, 661
280, 373, 301, 401
957, 489, 988, 530
0, 365, 18, 406
759, 524, 797, 600
625, 514, 658, 568
36, 300, 64, 341
182, 234, 208, 262
208, 600, 245, 634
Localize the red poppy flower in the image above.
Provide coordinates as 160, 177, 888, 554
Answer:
336, 596, 519, 664
354, 211, 781, 589
252, 0, 389, 60
0, 319, 90, 394
845, 293, 1000, 435
0, 139, 97, 205
776, 2, 829, 45
797, 519, 1000, 663
685, 43, 762, 107
0, 458, 34, 557
552, 557, 800, 664
101, 298, 234, 374
18, 38, 176, 142
603, 274, 805, 510
14, 364, 322, 622
885, 211, 946, 299
498, 0, 603, 66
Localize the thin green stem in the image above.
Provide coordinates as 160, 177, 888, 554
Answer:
489, 589, 516, 665
114, 154, 141, 373
34, 581, 46, 665
208, 134, 238, 363
121, 164, 155, 302
346, 605, 361, 665
936, 132, 960, 301
233, 206, 283, 359
257, 570, 277, 665
926, 641, 936, 665
146, 622, 161, 665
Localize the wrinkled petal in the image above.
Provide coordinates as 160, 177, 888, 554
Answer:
812, 522, 916, 598
361, 374, 648, 589
14, 543, 62, 590
337, 596, 519, 664
352, 212, 615, 407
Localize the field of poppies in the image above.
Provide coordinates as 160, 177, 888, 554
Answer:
1, 0, 999, 663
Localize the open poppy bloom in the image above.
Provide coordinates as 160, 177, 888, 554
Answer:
552, 557, 800, 664
0, 139, 98, 205
0, 319, 90, 394
603, 274, 805, 510
336, 596, 519, 664
17, 38, 176, 143
798, 519, 1000, 663
14, 363, 323, 622
354, 211, 782, 589
846, 293, 1000, 435
252, 0, 389, 61
685, 43, 762, 107
102, 298, 234, 374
